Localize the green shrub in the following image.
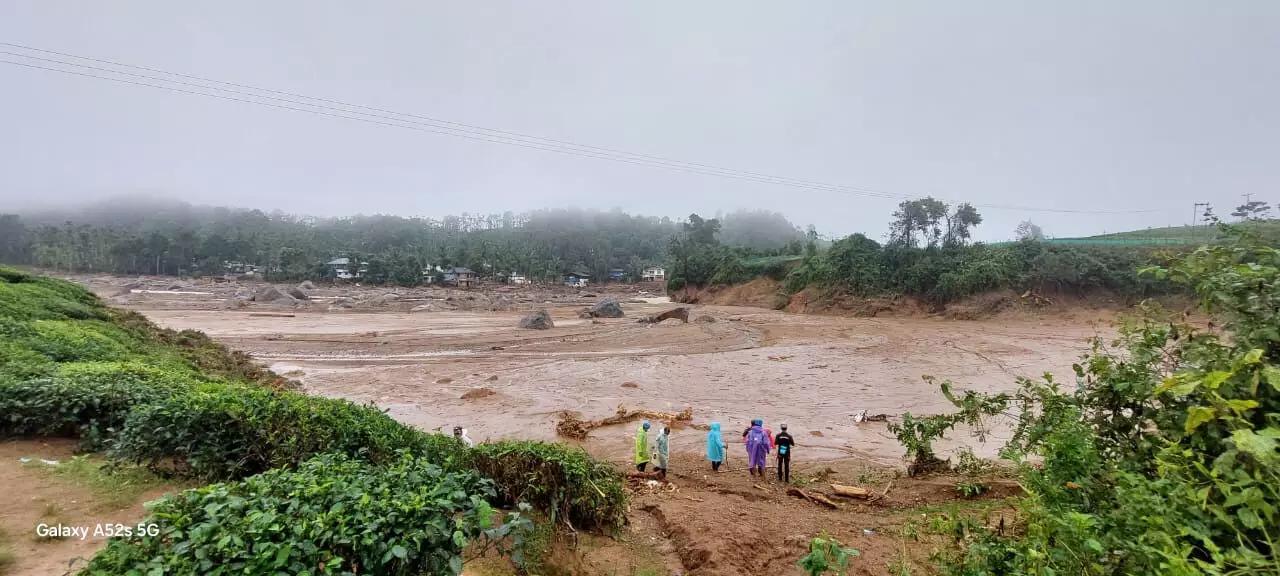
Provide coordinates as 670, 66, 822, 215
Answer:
85, 453, 525, 576
916, 239, 1280, 575
24, 320, 132, 363
0, 265, 29, 283
0, 373, 182, 449
473, 440, 627, 532
110, 384, 463, 480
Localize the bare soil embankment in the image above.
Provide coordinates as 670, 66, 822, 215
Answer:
674, 277, 1178, 321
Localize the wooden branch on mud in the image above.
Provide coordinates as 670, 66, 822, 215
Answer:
248, 312, 295, 318
830, 484, 871, 499
867, 479, 895, 504
626, 470, 664, 480
787, 487, 839, 509
555, 404, 693, 439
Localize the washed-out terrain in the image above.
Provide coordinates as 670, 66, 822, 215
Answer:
58, 273, 1117, 574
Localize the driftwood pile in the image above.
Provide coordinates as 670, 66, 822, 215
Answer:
555, 404, 694, 440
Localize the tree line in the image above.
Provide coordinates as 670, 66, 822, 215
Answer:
665, 197, 1185, 307
0, 198, 807, 286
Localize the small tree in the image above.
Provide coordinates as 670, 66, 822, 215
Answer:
1015, 220, 1045, 241
889, 197, 948, 248
943, 203, 983, 247
1231, 200, 1272, 221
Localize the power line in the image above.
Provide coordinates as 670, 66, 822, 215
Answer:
1, 51, 929, 206
0, 59, 919, 202
4, 42, 911, 201
1, 42, 1159, 215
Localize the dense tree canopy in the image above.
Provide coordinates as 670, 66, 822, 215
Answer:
0, 199, 807, 286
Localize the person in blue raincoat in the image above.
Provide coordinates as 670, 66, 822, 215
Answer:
706, 422, 726, 472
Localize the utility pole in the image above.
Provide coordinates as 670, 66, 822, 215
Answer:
1193, 202, 1209, 239
1193, 202, 1209, 226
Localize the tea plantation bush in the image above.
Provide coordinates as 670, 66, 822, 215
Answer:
85, 453, 517, 576
902, 238, 1280, 575
110, 384, 463, 480
474, 440, 627, 532
0, 363, 197, 449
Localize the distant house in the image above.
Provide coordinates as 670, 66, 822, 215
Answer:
326, 257, 357, 280
641, 266, 666, 282
222, 261, 260, 276
422, 265, 443, 284
508, 272, 530, 285
442, 267, 476, 288
565, 272, 591, 288
608, 268, 626, 282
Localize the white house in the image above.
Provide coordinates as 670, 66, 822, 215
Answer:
641, 266, 666, 282
326, 257, 356, 280
508, 272, 530, 285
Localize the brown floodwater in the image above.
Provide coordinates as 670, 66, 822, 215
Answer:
142, 300, 1113, 468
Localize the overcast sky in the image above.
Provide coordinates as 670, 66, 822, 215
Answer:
1, 1, 1277, 241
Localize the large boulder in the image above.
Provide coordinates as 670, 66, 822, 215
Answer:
588, 298, 624, 318
519, 309, 555, 330
287, 287, 309, 300
410, 304, 439, 313
253, 286, 294, 303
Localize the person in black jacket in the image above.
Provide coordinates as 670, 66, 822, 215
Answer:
774, 424, 795, 482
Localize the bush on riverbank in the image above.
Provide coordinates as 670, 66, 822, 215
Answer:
85, 453, 519, 576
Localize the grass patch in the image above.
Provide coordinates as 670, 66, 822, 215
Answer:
24, 455, 175, 511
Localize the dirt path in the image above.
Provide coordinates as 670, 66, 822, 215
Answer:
0, 441, 187, 576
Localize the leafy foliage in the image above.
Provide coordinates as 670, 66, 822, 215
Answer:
472, 440, 628, 532
85, 453, 529, 576
910, 234, 1280, 575
797, 532, 861, 576
784, 238, 1179, 307
0, 365, 192, 449
110, 384, 462, 480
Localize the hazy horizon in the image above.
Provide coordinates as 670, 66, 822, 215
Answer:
2, 1, 1277, 242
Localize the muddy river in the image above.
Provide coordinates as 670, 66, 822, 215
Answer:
141, 301, 1113, 467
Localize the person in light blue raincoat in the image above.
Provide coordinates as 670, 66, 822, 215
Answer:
706, 422, 726, 472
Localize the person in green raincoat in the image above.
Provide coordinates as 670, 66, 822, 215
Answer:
635, 420, 651, 472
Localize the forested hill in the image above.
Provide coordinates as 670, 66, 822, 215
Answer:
0, 198, 807, 284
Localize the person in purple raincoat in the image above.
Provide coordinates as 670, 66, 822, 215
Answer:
745, 418, 772, 477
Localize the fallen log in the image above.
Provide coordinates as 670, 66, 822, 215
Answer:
626, 470, 664, 480
248, 313, 296, 318
787, 487, 838, 509
830, 484, 871, 499
555, 404, 694, 439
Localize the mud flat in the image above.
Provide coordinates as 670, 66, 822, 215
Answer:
140, 302, 1110, 465
99, 278, 1120, 575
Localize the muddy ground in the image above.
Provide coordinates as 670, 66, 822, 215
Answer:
33, 274, 1119, 575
